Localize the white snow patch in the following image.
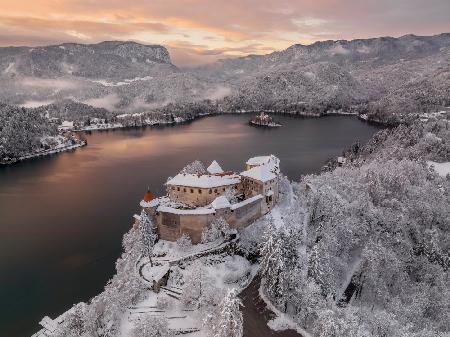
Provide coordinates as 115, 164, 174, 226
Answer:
259, 285, 312, 337
427, 161, 450, 177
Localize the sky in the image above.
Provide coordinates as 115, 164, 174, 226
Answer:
0, 0, 449, 67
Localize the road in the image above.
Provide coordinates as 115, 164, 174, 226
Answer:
240, 277, 303, 337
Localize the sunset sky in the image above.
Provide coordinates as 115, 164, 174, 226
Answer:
1, 0, 449, 66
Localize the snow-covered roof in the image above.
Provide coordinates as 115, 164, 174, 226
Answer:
427, 161, 450, 177
246, 155, 272, 166
207, 160, 224, 174
211, 196, 231, 209
241, 164, 277, 182
246, 154, 280, 173
166, 173, 240, 188
140, 198, 160, 208
157, 205, 215, 215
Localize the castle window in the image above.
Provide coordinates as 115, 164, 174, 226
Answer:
223, 188, 226, 192
198, 189, 202, 194
190, 189, 194, 193
214, 189, 217, 193
209, 189, 212, 194
177, 187, 180, 191
183, 188, 186, 192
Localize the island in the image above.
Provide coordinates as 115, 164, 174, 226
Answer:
249, 112, 282, 128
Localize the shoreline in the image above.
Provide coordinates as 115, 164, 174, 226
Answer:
1, 111, 390, 167
0, 141, 87, 166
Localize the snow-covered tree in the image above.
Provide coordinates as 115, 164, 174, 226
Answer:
223, 187, 239, 203
201, 218, 233, 243
131, 315, 171, 337
177, 233, 192, 250
206, 288, 243, 337
140, 210, 158, 266
180, 160, 207, 175
53, 303, 88, 337
259, 219, 286, 302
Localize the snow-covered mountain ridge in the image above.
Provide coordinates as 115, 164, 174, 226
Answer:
0, 33, 449, 125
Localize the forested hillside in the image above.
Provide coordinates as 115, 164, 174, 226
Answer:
0, 103, 58, 159
1, 34, 449, 124
258, 118, 450, 336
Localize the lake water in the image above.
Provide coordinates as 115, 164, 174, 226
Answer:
0, 114, 381, 337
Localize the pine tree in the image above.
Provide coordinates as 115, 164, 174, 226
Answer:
259, 219, 285, 301
140, 210, 158, 267
210, 288, 243, 337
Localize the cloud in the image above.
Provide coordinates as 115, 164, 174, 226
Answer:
204, 85, 232, 100
21, 77, 79, 90
84, 94, 121, 111
0, 0, 449, 66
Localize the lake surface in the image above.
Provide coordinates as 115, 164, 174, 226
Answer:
0, 114, 381, 337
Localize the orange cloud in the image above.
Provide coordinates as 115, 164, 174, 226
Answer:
0, 0, 449, 66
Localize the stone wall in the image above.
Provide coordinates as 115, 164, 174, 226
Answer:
167, 184, 239, 207
149, 195, 263, 243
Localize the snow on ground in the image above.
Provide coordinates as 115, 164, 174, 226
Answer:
121, 240, 256, 337
259, 286, 312, 337
427, 161, 450, 177
90, 76, 153, 87
152, 237, 226, 263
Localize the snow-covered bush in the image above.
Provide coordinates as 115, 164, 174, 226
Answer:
131, 315, 170, 337
176, 233, 192, 250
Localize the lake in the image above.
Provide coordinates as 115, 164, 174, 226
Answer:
0, 114, 381, 337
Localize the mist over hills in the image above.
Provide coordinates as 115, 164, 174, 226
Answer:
1, 33, 449, 124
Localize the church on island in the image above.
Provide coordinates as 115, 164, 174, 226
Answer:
139, 155, 280, 243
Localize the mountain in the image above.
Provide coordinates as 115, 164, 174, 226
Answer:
0, 41, 172, 79
1, 34, 449, 123
0, 41, 213, 111
192, 33, 450, 122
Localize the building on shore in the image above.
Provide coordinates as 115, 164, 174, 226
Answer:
139, 155, 280, 243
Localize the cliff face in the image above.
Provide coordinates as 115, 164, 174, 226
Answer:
0, 41, 173, 79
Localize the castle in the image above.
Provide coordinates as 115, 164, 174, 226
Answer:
139, 155, 280, 243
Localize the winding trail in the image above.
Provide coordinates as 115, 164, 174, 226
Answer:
240, 277, 303, 337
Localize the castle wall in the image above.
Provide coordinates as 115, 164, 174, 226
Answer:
179, 214, 213, 243
150, 195, 264, 243
231, 197, 262, 229
156, 211, 181, 241
167, 184, 239, 207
